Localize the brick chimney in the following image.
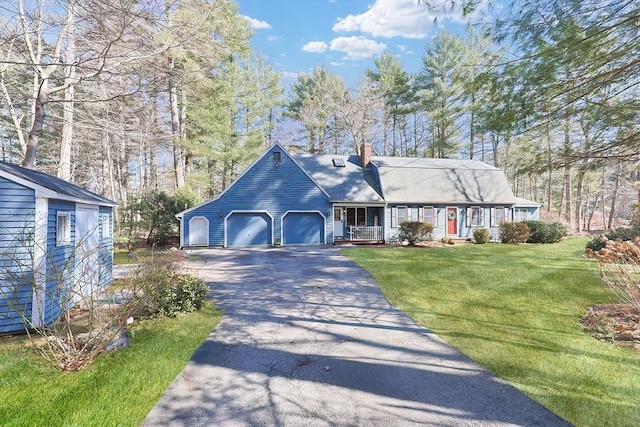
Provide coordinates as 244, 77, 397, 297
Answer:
360, 143, 372, 168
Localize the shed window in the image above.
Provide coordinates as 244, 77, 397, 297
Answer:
56, 212, 71, 246
102, 214, 111, 239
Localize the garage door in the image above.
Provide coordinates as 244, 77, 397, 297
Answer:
282, 212, 324, 245
226, 212, 272, 246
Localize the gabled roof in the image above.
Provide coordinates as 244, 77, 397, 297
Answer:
291, 153, 384, 203
372, 156, 516, 205
0, 161, 117, 207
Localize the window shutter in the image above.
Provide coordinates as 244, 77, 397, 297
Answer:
480, 208, 485, 226
490, 208, 495, 226
466, 207, 471, 227
391, 206, 397, 227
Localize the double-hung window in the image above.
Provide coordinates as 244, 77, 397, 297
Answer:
101, 213, 111, 239
514, 208, 528, 222
491, 207, 506, 226
56, 212, 71, 246
423, 206, 437, 227
466, 206, 484, 227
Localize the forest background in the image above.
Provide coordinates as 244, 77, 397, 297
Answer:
1, 0, 638, 243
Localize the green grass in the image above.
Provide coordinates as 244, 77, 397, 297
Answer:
0, 304, 221, 426
343, 238, 640, 427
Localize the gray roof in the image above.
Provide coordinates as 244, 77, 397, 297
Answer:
291, 153, 385, 203
0, 161, 117, 207
372, 156, 516, 205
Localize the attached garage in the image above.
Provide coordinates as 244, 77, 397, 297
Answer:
226, 212, 272, 247
282, 211, 325, 245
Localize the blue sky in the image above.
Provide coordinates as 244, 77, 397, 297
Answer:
236, 0, 490, 87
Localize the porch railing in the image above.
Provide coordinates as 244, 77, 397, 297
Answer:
349, 226, 383, 241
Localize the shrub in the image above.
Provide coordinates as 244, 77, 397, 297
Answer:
473, 228, 490, 244
522, 220, 567, 244
127, 259, 209, 318
586, 227, 640, 253
592, 238, 640, 316
398, 221, 434, 245
499, 222, 530, 244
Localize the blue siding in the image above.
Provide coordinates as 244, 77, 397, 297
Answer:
184, 145, 332, 247
282, 212, 324, 245
0, 177, 35, 333
45, 200, 76, 325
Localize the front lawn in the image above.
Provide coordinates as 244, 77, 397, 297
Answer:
0, 304, 221, 426
344, 238, 640, 427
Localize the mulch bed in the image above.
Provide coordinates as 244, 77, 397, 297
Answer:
580, 303, 640, 350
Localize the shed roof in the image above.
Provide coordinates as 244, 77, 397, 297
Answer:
291, 153, 385, 203
372, 156, 516, 205
0, 161, 117, 207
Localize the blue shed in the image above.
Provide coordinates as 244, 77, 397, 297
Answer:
0, 161, 117, 334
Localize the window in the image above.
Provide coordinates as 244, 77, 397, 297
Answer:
396, 206, 407, 226
423, 206, 437, 226
491, 207, 505, 226
333, 208, 342, 222
332, 158, 345, 167
514, 208, 528, 222
272, 151, 281, 162
408, 206, 420, 222
466, 207, 484, 227
101, 214, 111, 239
56, 212, 71, 246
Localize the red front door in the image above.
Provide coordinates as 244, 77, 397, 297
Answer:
447, 207, 458, 235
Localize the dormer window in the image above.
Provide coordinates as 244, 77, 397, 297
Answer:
332, 158, 345, 167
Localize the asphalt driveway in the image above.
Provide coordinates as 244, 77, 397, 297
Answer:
143, 246, 570, 426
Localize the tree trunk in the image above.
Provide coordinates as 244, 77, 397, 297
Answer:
608, 162, 622, 230
168, 57, 185, 188
23, 89, 47, 168
575, 167, 586, 232
58, 1, 75, 180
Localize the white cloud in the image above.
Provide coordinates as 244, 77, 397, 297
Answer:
397, 44, 408, 52
329, 36, 386, 60
242, 15, 271, 30
267, 35, 282, 42
332, 0, 438, 39
302, 41, 329, 53
330, 61, 345, 66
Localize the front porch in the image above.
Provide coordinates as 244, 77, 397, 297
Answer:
333, 205, 385, 244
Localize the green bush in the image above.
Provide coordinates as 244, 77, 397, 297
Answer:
121, 189, 200, 247
127, 260, 209, 318
473, 228, 490, 244
522, 220, 567, 244
398, 221, 434, 245
499, 222, 530, 244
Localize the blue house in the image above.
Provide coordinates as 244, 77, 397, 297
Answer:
177, 143, 539, 248
0, 161, 117, 334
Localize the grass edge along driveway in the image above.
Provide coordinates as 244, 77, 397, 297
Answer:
0, 304, 221, 427
343, 238, 640, 427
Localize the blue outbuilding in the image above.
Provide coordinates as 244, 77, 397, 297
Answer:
0, 161, 117, 334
